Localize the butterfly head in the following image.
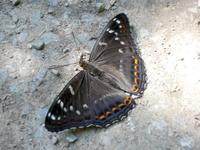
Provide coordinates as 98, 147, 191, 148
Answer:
79, 53, 89, 69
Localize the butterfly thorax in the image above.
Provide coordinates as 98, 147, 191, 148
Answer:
79, 53, 104, 77
79, 54, 124, 91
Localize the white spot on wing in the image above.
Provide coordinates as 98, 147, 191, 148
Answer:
115, 37, 119, 40
83, 104, 88, 109
48, 112, 51, 117
86, 124, 92, 127
113, 18, 117, 21
119, 59, 123, 72
120, 115, 126, 120
119, 64, 123, 72
112, 120, 118, 124
69, 85, 75, 95
99, 42, 107, 46
64, 107, 67, 112
125, 92, 131, 96
116, 20, 121, 24
51, 115, 56, 120
108, 30, 114, 33
106, 28, 110, 31
95, 125, 102, 127
70, 105, 74, 111
60, 101, 64, 108
118, 49, 123, 53
76, 110, 81, 115
57, 116, 61, 120
114, 32, 118, 36
131, 94, 140, 99
119, 25, 122, 28
105, 124, 110, 127
57, 99, 61, 104
120, 41, 125, 45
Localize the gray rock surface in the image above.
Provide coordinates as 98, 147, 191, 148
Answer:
0, 0, 200, 150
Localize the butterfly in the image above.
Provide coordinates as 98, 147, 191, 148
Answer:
45, 13, 147, 132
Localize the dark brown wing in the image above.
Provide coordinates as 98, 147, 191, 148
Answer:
45, 71, 136, 132
89, 13, 146, 95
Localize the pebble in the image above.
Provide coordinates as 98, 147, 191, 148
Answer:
12, 0, 21, 6
27, 43, 32, 49
96, 3, 106, 13
51, 69, 60, 76
65, 2, 69, 7
31, 41, 45, 50
65, 132, 78, 143
63, 47, 70, 53
48, 8, 55, 15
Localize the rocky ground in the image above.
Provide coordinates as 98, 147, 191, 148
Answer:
0, 0, 200, 150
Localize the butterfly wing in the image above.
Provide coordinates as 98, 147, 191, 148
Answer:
45, 71, 136, 132
89, 13, 146, 95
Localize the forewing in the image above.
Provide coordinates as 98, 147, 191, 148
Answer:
45, 71, 136, 132
89, 13, 146, 95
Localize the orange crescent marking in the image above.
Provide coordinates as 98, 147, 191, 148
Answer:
112, 107, 117, 112
105, 111, 112, 116
134, 65, 138, 70
96, 115, 106, 120
134, 59, 139, 65
124, 98, 132, 104
132, 84, 139, 92
118, 103, 126, 108
134, 71, 139, 77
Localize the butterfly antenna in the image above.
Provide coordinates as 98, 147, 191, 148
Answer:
48, 62, 78, 69
71, 32, 82, 48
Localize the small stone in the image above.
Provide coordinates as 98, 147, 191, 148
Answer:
63, 48, 70, 53
48, 8, 55, 15
65, 2, 69, 7
27, 43, 32, 49
51, 136, 59, 145
65, 132, 78, 143
51, 69, 60, 76
12, 0, 21, 6
31, 41, 45, 50
96, 3, 106, 13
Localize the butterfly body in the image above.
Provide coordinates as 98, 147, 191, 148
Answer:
45, 13, 147, 132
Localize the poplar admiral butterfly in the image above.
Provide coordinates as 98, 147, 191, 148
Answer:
45, 13, 147, 132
